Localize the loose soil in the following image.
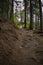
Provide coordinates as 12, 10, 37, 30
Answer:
0, 19, 43, 65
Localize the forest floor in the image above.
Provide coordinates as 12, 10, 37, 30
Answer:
0, 19, 43, 65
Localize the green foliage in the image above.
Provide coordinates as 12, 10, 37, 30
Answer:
14, 15, 30, 29
33, 21, 40, 30
35, 21, 40, 29
26, 20, 30, 29
14, 15, 23, 28
14, 15, 18, 26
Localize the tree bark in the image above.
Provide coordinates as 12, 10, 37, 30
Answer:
30, 0, 33, 30
24, 0, 26, 28
39, 0, 42, 30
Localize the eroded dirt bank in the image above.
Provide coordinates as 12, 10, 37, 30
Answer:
0, 19, 43, 65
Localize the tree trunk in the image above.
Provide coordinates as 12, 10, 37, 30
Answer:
39, 0, 42, 30
24, 0, 26, 28
30, 0, 33, 30
10, 0, 14, 20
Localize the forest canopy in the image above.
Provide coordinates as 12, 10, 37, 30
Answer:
0, 0, 43, 30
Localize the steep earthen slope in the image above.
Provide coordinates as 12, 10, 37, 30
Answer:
0, 19, 43, 65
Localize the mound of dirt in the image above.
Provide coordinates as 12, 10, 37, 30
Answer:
0, 19, 43, 65
0, 19, 19, 65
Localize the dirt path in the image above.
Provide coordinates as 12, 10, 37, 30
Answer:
14, 29, 43, 65
0, 19, 43, 65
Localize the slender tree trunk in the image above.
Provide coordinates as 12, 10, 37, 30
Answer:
39, 0, 42, 30
30, 0, 33, 30
10, 0, 14, 20
24, 0, 26, 28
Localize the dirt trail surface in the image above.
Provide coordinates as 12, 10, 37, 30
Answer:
0, 19, 43, 65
